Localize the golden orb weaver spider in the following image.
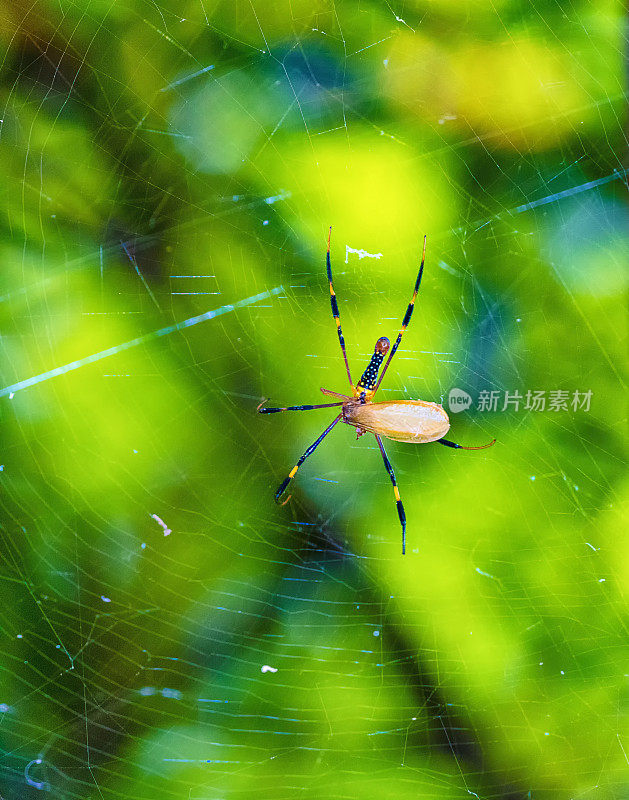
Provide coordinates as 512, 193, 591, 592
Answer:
258, 229, 496, 554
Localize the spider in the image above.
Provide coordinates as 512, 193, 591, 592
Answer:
258, 229, 496, 554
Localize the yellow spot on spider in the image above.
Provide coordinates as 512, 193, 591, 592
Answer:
289, 466, 298, 478
394, 486, 401, 501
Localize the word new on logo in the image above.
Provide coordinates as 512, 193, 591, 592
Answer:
448, 388, 472, 413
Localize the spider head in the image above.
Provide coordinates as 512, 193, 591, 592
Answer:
375, 337, 390, 354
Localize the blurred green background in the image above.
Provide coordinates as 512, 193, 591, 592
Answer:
0, 1, 627, 798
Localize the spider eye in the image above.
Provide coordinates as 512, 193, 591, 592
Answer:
375, 337, 390, 354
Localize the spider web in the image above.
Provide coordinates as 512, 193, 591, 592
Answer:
0, 2, 627, 799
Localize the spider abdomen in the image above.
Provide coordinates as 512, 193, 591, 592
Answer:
343, 400, 450, 443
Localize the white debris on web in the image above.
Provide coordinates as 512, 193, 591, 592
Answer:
345, 245, 384, 264
151, 514, 172, 536
264, 190, 291, 205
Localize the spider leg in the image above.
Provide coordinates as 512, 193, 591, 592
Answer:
373, 235, 426, 395
275, 414, 343, 503
258, 400, 344, 414
438, 437, 496, 450
327, 227, 354, 391
375, 434, 407, 554
320, 388, 351, 400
